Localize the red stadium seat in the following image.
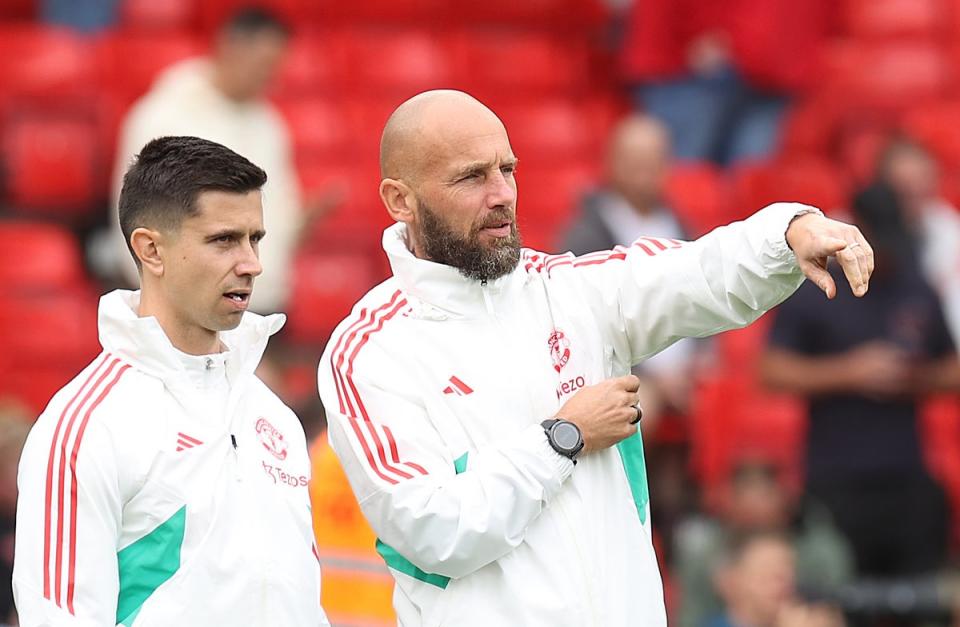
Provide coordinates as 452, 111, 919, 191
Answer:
844, 0, 947, 40
0, 293, 100, 368
94, 32, 203, 105
310, 0, 444, 24
0, 0, 35, 20
0, 292, 100, 413
458, 32, 589, 95
0, 222, 87, 291
689, 372, 806, 501
664, 162, 727, 236
119, 0, 198, 31
498, 100, 601, 163
821, 41, 951, 111
442, 0, 605, 27
337, 29, 460, 95
902, 101, 960, 169
0, 25, 95, 105
277, 97, 352, 160
272, 32, 344, 98
285, 251, 384, 344
729, 157, 849, 220
779, 95, 844, 159
1, 113, 103, 217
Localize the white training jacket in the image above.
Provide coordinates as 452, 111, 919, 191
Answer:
317, 203, 817, 627
14, 290, 329, 627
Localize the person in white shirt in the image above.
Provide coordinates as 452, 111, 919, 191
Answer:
316, 89, 874, 627
105, 7, 312, 313
15, 136, 329, 626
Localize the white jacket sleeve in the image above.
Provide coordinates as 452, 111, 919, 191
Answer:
14, 413, 122, 626
318, 358, 574, 580
566, 202, 815, 365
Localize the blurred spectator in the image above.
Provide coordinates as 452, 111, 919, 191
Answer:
675, 460, 853, 627
0, 405, 32, 626
619, 0, 834, 165
42, 0, 118, 32
877, 137, 960, 347
706, 531, 846, 627
560, 114, 697, 429
761, 184, 960, 577
104, 6, 322, 314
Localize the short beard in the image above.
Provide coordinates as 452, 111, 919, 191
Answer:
416, 200, 522, 282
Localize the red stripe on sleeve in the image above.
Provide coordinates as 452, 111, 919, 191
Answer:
43, 353, 110, 602
66, 363, 130, 615
53, 357, 121, 608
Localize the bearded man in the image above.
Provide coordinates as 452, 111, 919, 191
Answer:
316, 90, 874, 627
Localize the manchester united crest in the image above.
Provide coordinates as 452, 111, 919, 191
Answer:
256, 417, 288, 461
548, 329, 571, 373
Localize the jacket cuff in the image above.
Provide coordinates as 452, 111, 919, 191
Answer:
518, 423, 575, 494
755, 202, 823, 271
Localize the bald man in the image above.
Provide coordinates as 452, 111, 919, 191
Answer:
316, 90, 873, 627
562, 114, 692, 428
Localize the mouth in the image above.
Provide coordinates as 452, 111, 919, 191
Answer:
479, 220, 513, 238
223, 290, 251, 311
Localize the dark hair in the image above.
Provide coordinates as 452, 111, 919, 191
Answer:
852, 182, 917, 272
717, 529, 792, 570
221, 6, 291, 39
118, 136, 267, 269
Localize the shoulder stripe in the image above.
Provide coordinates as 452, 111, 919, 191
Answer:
44, 354, 130, 614
66, 362, 131, 614
43, 353, 110, 602
329, 290, 427, 487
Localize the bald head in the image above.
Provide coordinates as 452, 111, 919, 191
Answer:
606, 114, 672, 214
379, 90, 508, 182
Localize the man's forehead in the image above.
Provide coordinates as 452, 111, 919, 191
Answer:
188, 190, 264, 226
426, 127, 515, 174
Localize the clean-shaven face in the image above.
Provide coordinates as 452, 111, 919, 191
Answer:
159, 190, 265, 334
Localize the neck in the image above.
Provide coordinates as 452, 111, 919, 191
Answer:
210, 64, 249, 104
138, 289, 221, 356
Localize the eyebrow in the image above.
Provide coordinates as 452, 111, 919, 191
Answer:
205, 228, 267, 241
450, 157, 519, 180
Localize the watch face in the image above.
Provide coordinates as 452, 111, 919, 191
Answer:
553, 422, 581, 451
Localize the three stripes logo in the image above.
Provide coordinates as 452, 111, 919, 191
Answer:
176, 432, 203, 452
442, 376, 474, 396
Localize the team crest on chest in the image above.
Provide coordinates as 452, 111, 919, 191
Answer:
256, 417, 288, 460
548, 329, 571, 372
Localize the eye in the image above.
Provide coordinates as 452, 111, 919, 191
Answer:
251, 233, 264, 244
502, 163, 517, 176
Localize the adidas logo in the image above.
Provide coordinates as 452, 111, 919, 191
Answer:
442, 376, 473, 396
176, 432, 203, 452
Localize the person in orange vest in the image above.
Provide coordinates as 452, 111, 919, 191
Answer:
310, 432, 396, 626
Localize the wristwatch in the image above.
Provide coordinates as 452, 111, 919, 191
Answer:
541, 418, 584, 462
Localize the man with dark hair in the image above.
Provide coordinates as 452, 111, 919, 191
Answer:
107, 6, 316, 314
14, 136, 330, 626
316, 90, 873, 626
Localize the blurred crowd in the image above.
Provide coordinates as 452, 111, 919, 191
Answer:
3, 0, 960, 625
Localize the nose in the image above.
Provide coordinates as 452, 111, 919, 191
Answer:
235, 240, 263, 278
486, 169, 517, 209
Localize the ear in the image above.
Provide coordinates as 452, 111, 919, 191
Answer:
379, 178, 417, 224
130, 227, 165, 278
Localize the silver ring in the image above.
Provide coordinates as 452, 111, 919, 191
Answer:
630, 404, 642, 425
847, 242, 862, 249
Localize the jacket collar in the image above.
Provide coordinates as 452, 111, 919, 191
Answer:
97, 289, 284, 387
383, 223, 529, 318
